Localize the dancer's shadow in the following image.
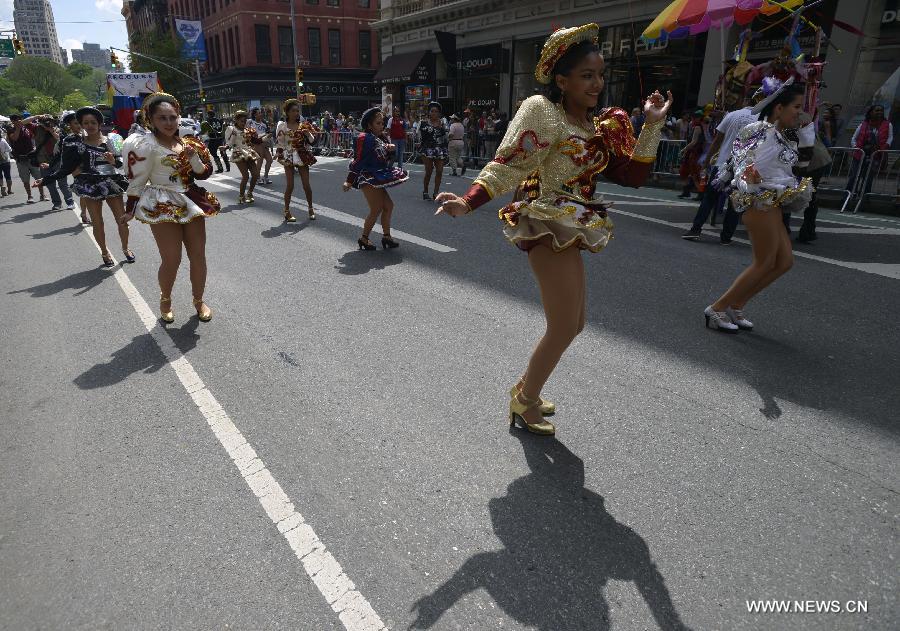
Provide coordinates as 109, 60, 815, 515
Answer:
27, 224, 83, 239
0, 208, 56, 224
8, 267, 110, 298
335, 249, 404, 275
409, 433, 691, 630
261, 223, 306, 238
74, 319, 199, 390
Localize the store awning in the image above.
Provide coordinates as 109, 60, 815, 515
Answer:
373, 51, 428, 85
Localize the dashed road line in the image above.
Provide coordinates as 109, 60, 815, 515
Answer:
66, 206, 387, 631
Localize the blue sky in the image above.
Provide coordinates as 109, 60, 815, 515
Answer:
1, 0, 130, 67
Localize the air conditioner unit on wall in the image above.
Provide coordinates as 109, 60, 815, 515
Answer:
438, 85, 452, 99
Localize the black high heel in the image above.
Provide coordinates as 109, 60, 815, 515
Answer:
357, 236, 376, 251
422, 192, 430, 200
381, 236, 400, 249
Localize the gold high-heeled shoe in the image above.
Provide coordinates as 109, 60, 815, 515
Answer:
193, 297, 212, 322
509, 393, 555, 436
308, 207, 316, 220
509, 382, 556, 415
238, 194, 247, 204
159, 293, 175, 324
284, 208, 296, 223
246, 193, 255, 203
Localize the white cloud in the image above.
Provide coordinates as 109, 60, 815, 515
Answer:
62, 37, 84, 59
95, 0, 123, 13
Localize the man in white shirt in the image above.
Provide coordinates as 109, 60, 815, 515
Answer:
447, 114, 466, 176
682, 93, 761, 243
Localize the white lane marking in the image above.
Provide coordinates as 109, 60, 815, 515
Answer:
67, 207, 387, 631
609, 207, 900, 281
205, 175, 457, 253
600, 190, 696, 207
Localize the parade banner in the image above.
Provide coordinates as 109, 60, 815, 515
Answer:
174, 19, 207, 62
106, 72, 161, 99
105, 72, 161, 135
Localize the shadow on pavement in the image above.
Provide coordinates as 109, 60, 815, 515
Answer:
73, 319, 200, 390
335, 249, 404, 275
8, 267, 111, 298
261, 223, 307, 238
27, 224, 84, 239
409, 431, 691, 630
0, 208, 56, 224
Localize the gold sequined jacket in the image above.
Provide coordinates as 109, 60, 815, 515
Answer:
462, 95, 663, 222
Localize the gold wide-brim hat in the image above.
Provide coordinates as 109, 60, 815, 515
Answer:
535, 23, 600, 85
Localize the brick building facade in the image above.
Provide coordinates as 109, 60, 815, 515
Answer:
126, 0, 381, 116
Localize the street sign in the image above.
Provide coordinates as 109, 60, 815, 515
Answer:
0, 39, 14, 58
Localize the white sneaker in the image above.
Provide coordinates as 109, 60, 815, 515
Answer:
704, 306, 739, 333
725, 306, 753, 330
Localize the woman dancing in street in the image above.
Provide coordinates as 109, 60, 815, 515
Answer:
57, 111, 91, 224
342, 107, 409, 250
119, 92, 220, 323
705, 77, 813, 333
436, 24, 671, 435
38, 106, 134, 267
249, 107, 274, 185
224, 110, 260, 203
275, 98, 317, 222
419, 101, 449, 200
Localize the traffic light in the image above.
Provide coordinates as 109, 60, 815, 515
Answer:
12, 38, 25, 55
199, 88, 206, 103
110, 50, 119, 67
296, 68, 304, 86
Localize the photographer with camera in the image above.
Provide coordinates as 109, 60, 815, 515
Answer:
36, 115, 75, 211
7, 113, 46, 204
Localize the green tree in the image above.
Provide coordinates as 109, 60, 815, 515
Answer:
61, 90, 91, 110
5, 56, 77, 102
0, 76, 41, 114
66, 62, 94, 80
129, 29, 191, 98
25, 95, 62, 115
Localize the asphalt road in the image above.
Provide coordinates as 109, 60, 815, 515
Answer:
1, 156, 897, 631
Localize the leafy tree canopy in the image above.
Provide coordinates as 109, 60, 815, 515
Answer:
61, 90, 91, 111
25, 94, 62, 115
5, 56, 77, 102
66, 62, 94, 80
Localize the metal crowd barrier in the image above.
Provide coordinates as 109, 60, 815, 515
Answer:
813, 146, 857, 213
652, 139, 686, 176
850, 149, 900, 213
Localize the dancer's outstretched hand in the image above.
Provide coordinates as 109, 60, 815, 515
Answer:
644, 90, 674, 123
434, 191, 469, 217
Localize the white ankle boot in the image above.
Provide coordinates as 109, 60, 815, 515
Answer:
704, 306, 739, 333
725, 306, 753, 330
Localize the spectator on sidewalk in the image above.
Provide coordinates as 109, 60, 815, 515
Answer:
7, 113, 45, 204
387, 106, 409, 169
0, 130, 12, 197
682, 91, 763, 243
447, 113, 466, 177
847, 104, 892, 200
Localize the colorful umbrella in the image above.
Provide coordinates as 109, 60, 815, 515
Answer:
641, 0, 804, 40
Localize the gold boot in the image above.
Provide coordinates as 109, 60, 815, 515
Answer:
509, 382, 556, 415
509, 393, 555, 436
193, 297, 212, 322
159, 294, 175, 324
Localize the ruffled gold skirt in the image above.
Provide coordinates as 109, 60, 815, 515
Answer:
499, 197, 614, 253
231, 147, 260, 164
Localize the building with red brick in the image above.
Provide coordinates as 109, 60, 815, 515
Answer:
124, 0, 381, 116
